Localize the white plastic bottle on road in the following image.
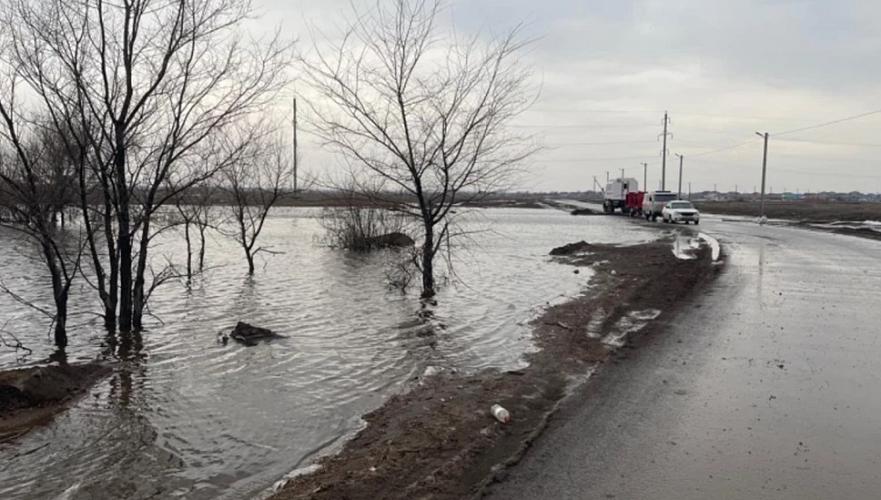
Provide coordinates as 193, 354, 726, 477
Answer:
491, 404, 511, 424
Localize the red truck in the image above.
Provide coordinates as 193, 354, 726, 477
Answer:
625, 191, 644, 217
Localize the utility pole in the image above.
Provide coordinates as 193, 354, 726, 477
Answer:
292, 97, 299, 192
675, 153, 684, 199
688, 182, 692, 200
606, 171, 610, 186
658, 112, 672, 191
756, 131, 769, 218
642, 162, 648, 192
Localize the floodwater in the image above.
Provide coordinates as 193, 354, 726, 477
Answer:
0, 207, 656, 499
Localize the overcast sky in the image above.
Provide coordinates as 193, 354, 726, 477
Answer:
257, 0, 881, 193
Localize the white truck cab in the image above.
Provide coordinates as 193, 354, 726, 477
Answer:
603, 177, 639, 214
642, 191, 676, 221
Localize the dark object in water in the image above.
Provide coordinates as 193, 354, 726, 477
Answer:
229, 322, 283, 346
359, 232, 415, 249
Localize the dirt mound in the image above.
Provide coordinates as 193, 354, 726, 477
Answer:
0, 362, 111, 439
570, 208, 601, 216
549, 241, 594, 256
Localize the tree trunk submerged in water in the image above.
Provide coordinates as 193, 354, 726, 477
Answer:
115, 123, 133, 333
42, 240, 69, 349
198, 225, 207, 273
53, 290, 68, 349
184, 221, 193, 281
421, 222, 435, 298
246, 248, 256, 275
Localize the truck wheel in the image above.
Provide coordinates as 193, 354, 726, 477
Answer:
694, 220, 700, 225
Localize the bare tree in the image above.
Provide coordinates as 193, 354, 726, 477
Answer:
0, 94, 83, 348
173, 180, 218, 282
222, 136, 289, 275
2, 0, 291, 331
301, 0, 535, 298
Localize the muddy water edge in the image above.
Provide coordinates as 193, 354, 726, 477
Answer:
271, 234, 722, 499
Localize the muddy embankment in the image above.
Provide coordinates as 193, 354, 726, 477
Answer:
0, 362, 111, 441
271, 232, 722, 500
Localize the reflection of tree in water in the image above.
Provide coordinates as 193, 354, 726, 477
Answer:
397, 299, 448, 354
80, 329, 184, 499
107, 330, 147, 408
230, 275, 259, 319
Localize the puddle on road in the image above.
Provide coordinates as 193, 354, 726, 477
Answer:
671, 233, 721, 261
672, 235, 702, 260
601, 309, 663, 347
810, 220, 881, 233
698, 233, 722, 261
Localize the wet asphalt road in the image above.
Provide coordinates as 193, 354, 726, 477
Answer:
487, 214, 881, 499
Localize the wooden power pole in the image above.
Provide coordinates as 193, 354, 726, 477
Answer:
659, 112, 671, 191
756, 131, 769, 218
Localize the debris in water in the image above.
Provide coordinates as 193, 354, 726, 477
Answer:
229, 322, 284, 346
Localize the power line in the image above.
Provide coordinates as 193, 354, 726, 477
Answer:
771, 167, 881, 179
775, 108, 881, 136
539, 154, 655, 163
511, 122, 656, 129
546, 139, 657, 146
689, 138, 758, 158
777, 137, 881, 148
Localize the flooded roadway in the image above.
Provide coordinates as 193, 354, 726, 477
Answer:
0, 207, 659, 500
488, 213, 881, 499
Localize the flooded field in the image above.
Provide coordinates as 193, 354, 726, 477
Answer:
0, 207, 657, 499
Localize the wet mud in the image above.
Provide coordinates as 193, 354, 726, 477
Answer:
0, 362, 111, 441
270, 237, 721, 500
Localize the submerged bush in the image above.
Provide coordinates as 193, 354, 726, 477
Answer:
320, 205, 413, 252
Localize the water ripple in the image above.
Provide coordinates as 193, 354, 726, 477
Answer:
0, 207, 657, 499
